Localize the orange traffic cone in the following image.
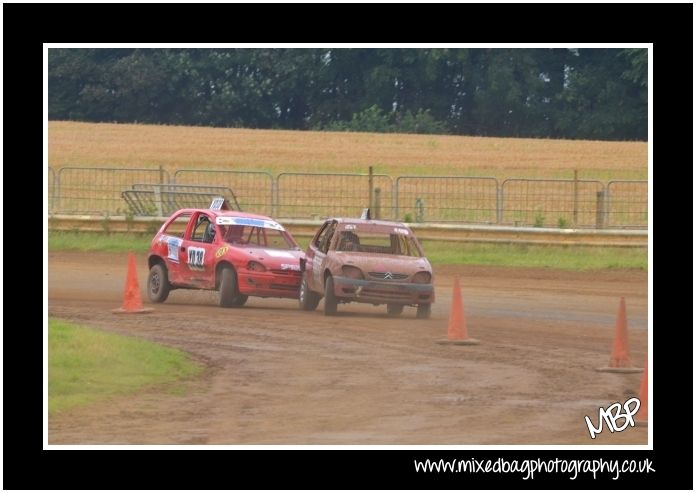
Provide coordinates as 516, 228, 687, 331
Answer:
112, 252, 154, 314
437, 276, 479, 345
635, 357, 648, 426
596, 297, 641, 372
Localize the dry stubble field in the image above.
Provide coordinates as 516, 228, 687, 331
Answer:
48, 121, 647, 179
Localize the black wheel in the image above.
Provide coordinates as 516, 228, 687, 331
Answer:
323, 275, 338, 316
416, 303, 431, 319
219, 266, 247, 307
387, 304, 404, 317
299, 272, 321, 311
148, 263, 170, 303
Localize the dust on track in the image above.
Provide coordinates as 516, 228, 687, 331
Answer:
48, 251, 648, 445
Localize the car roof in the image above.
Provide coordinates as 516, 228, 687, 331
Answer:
175, 208, 275, 221
330, 218, 409, 228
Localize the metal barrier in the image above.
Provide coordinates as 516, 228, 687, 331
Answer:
395, 176, 499, 223
174, 169, 273, 216
124, 184, 241, 216
606, 180, 648, 229
501, 178, 605, 228
56, 167, 170, 214
276, 172, 394, 219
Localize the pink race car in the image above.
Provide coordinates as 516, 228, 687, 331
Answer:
147, 207, 303, 307
299, 217, 434, 318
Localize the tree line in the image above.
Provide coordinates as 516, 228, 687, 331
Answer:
48, 48, 647, 141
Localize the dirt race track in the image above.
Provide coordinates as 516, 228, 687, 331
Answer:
48, 252, 649, 445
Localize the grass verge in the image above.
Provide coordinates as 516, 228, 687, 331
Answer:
48, 318, 202, 415
420, 241, 647, 270
49, 231, 646, 271
49, 231, 152, 252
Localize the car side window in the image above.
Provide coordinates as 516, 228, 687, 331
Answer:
191, 215, 213, 243
319, 222, 337, 253
313, 222, 330, 249
162, 213, 192, 238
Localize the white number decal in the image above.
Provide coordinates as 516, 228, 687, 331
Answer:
187, 247, 206, 270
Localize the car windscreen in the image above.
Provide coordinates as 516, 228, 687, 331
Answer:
220, 224, 297, 249
335, 227, 423, 257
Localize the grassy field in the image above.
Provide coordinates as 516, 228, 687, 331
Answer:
47, 231, 647, 271
48, 318, 202, 414
48, 121, 648, 180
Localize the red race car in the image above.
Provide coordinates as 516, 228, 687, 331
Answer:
147, 206, 303, 307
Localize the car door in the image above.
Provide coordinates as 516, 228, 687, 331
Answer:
158, 211, 194, 286
179, 212, 217, 288
307, 220, 337, 292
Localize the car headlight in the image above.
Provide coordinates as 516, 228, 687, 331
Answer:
412, 271, 432, 284
247, 261, 267, 272
341, 265, 364, 279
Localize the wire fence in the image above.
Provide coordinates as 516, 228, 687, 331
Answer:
47, 166, 648, 229
48, 166, 55, 212
276, 173, 394, 219
606, 180, 648, 229
174, 169, 274, 216
500, 178, 604, 228
396, 176, 499, 223
56, 167, 170, 215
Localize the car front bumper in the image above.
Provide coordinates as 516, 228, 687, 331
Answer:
332, 276, 434, 305
238, 270, 301, 299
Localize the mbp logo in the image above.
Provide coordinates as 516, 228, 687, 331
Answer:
584, 398, 641, 439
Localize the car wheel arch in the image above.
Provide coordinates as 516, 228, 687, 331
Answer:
215, 260, 236, 289
148, 254, 166, 270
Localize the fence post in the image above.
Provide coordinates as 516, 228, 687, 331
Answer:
368, 166, 374, 211
153, 185, 163, 217
394, 178, 400, 221
596, 191, 606, 229
415, 198, 424, 222
374, 187, 381, 220
53, 169, 60, 213
272, 176, 278, 218
573, 169, 579, 226
496, 181, 502, 224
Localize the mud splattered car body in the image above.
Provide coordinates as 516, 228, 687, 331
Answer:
299, 218, 434, 317
147, 208, 303, 307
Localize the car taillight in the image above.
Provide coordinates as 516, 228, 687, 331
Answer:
247, 261, 267, 272
341, 265, 364, 280
412, 271, 432, 284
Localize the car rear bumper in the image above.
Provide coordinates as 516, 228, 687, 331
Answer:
238, 270, 301, 299
332, 276, 434, 305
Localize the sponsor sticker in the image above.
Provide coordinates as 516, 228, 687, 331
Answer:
265, 250, 294, 258
216, 216, 284, 231
280, 263, 301, 271
215, 246, 229, 258
165, 236, 183, 263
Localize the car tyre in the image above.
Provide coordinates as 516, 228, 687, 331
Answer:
387, 303, 404, 317
416, 303, 431, 319
299, 272, 321, 311
220, 266, 247, 307
148, 263, 170, 303
323, 275, 338, 316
